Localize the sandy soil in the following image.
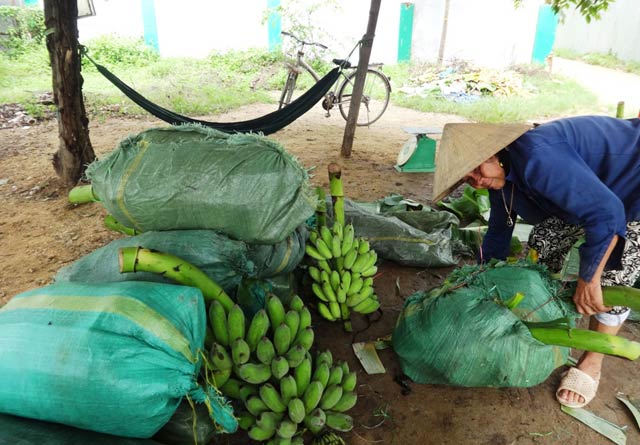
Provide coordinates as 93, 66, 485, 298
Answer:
1, 103, 640, 445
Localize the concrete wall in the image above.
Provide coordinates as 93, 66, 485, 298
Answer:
554, 0, 640, 62
73, 0, 544, 68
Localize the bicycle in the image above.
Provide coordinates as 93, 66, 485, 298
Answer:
278, 31, 391, 126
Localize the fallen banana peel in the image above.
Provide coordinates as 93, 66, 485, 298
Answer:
561, 405, 627, 445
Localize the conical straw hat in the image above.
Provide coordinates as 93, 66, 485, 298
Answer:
432, 122, 531, 202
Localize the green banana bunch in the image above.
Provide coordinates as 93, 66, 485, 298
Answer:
306, 222, 381, 322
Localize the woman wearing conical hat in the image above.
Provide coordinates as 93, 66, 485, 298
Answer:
433, 115, 640, 409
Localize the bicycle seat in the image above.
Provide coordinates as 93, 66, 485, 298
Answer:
332, 59, 351, 69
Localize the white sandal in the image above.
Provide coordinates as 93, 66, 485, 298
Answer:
556, 367, 600, 409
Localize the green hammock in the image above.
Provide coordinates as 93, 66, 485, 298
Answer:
82, 49, 341, 135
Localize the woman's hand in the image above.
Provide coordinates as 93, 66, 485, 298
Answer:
574, 278, 611, 315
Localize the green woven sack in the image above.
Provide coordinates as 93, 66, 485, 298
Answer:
86, 125, 316, 244
0, 281, 237, 438
392, 262, 577, 387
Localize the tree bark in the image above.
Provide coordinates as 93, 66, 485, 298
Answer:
437, 0, 450, 65
340, 0, 381, 158
44, 0, 95, 186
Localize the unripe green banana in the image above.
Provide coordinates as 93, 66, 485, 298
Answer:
288, 397, 306, 424
346, 290, 368, 308
328, 301, 341, 319
208, 300, 229, 347
342, 247, 358, 270
274, 322, 292, 356
309, 266, 322, 283
231, 338, 251, 365
276, 419, 297, 439
280, 375, 298, 405
271, 355, 290, 380
336, 287, 347, 304
327, 366, 344, 386
256, 411, 282, 433
237, 411, 255, 431
260, 383, 287, 413
335, 256, 344, 271
322, 281, 338, 303
353, 296, 380, 314
266, 293, 286, 328
298, 307, 312, 331
212, 368, 231, 388
312, 282, 329, 303
236, 362, 272, 384
289, 294, 305, 312
340, 224, 355, 256
363, 277, 374, 288
210, 342, 233, 371
361, 265, 378, 277
285, 344, 307, 368
303, 407, 326, 434
320, 225, 333, 248
339, 361, 350, 375
317, 302, 336, 321
246, 309, 270, 352
239, 383, 258, 402
332, 391, 357, 412
294, 356, 312, 397
256, 336, 276, 365
309, 230, 319, 244
325, 411, 354, 432
340, 270, 352, 292
246, 395, 269, 416
227, 304, 246, 342
248, 423, 275, 441
317, 259, 332, 273
312, 361, 330, 388
219, 377, 243, 399
331, 235, 342, 259
350, 251, 372, 274
312, 238, 333, 259
302, 380, 324, 413
319, 384, 343, 410
330, 270, 341, 292
347, 276, 364, 295
357, 240, 370, 254
293, 326, 314, 351
332, 221, 343, 240
341, 371, 357, 392
284, 310, 300, 340
305, 245, 326, 261
316, 350, 333, 367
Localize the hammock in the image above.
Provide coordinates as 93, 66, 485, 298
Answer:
82, 51, 341, 135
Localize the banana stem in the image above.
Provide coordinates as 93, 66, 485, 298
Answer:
104, 215, 138, 236
68, 184, 99, 204
316, 186, 327, 228
603, 286, 640, 312
328, 163, 344, 226
340, 303, 352, 332
526, 325, 640, 360
118, 246, 234, 311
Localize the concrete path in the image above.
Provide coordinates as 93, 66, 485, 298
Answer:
552, 57, 640, 117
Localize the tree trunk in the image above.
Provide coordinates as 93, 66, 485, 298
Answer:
341, 0, 381, 158
437, 0, 450, 65
44, 0, 95, 186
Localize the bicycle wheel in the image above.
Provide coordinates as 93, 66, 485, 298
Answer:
337, 69, 391, 126
278, 71, 298, 110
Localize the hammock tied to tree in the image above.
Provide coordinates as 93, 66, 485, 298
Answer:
80, 46, 341, 135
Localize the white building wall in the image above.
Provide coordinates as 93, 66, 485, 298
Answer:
75, 0, 543, 68
554, 0, 640, 62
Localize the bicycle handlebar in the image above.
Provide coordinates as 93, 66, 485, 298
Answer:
281, 31, 328, 50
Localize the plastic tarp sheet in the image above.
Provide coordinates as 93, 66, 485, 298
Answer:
392, 262, 578, 387
0, 281, 236, 438
342, 195, 461, 268
54, 227, 308, 290
86, 125, 317, 244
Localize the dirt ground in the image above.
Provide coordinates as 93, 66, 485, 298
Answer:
1, 102, 640, 445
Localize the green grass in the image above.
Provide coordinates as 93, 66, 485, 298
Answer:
0, 39, 602, 124
555, 48, 640, 76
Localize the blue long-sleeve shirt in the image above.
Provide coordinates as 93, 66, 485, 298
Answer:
482, 116, 640, 281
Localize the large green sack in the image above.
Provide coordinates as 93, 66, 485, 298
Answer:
392, 262, 577, 387
54, 227, 308, 289
0, 281, 236, 438
85, 125, 316, 244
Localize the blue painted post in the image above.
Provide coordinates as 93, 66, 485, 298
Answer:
267, 0, 282, 51
23, 0, 39, 6
532, 4, 558, 65
141, 0, 159, 52
397, 2, 414, 63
